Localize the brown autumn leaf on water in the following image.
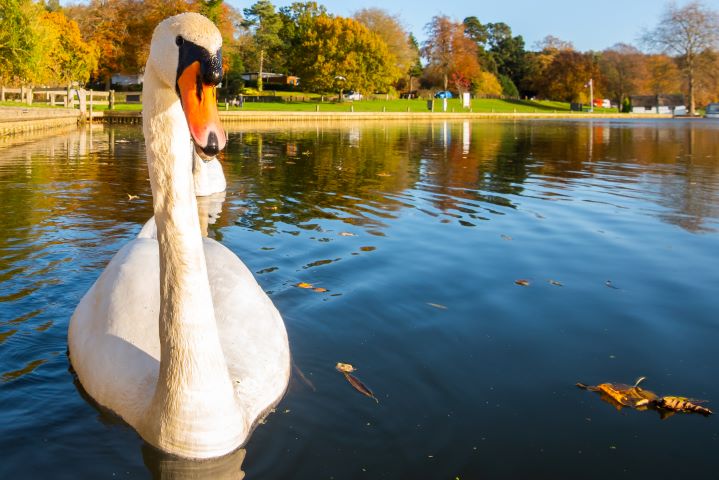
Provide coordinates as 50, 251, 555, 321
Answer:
577, 377, 712, 418
343, 372, 379, 403
658, 396, 712, 416
515, 279, 530, 287
313, 287, 328, 293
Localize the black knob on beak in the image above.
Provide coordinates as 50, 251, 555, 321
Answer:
201, 131, 220, 156
201, 53, 223, 86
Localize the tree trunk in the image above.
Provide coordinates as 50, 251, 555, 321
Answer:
443, 73, 448, 91
258, 50, 264, 93
688, 68, 695, 116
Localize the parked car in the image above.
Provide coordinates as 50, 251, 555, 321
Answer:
343, 91, 363, 101
704, 103, 719, 118
434, 90, 453, 99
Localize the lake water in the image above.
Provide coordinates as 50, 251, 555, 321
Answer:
1, 119, 718, 479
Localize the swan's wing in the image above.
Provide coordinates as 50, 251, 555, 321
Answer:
137, 217, 158, 239
68, 238, 161, 425
203, 238, 290, 420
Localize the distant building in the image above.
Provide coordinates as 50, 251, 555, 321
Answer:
630, 94, 685, 114
111, 73, 144, 86
240, 72, 300, 87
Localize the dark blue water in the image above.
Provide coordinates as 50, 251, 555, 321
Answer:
1, 120, 718, 479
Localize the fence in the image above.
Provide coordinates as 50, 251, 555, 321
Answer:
1, 86, 116, 111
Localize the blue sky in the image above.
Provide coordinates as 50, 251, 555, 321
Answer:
228, 0, 719, 51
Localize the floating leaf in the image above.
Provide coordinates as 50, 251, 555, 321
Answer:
658, 396, 712, 416
127, 193, 139, 201
427, 303, 448, 310
605, 280, 619, 289
339, 232, 356, 237
296, 282, 313, 289
343, 372, 379, 403
549, 280, 563, 287
376, 172, 391, 177
515, 279, 530, 287
336, 362, 355, 373
313, 287, 328, 293
578, 378, 711, 418
501, 234, 513, 241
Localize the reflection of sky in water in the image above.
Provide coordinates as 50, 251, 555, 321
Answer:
1, 120, 718, 479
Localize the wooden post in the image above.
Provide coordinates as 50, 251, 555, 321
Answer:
315, 104, 319, 112
66, 85, 72, 108
109, 90, 115, 110
350, 104, 354, 112
78, 88, 87, 116
26, 87, 32, 105
1, 86, 4, 102
89, 89, 93, 120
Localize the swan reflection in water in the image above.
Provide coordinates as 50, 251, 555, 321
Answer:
142, 443, 246, 480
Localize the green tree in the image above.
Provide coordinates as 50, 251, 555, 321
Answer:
293, 14, 401, 95
278, 1, 327, 75
243, 0, 283, 92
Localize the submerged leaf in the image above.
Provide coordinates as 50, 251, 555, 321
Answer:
343, 372, 379, 403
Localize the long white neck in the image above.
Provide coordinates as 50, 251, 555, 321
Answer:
140, 65, 246, 458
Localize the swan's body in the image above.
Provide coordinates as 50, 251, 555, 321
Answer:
68, 13, 290, 459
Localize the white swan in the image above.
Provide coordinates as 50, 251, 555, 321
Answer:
68, 13, 290, 459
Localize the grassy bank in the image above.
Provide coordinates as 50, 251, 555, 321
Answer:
3, 97, 618, 114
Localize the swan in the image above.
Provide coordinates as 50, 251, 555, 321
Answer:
68, 13, 290, 459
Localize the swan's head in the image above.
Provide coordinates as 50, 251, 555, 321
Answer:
148, 13, 226, 159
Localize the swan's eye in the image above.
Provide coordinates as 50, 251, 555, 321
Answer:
175, 36, 184, 46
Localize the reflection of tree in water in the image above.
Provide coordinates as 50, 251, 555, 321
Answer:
223, 125, 424, 235
222, 121, 719, 234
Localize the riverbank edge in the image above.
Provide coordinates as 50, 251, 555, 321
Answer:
1, 106, 676, 135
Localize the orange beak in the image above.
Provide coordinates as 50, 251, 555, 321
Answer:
177, 60, 226, 158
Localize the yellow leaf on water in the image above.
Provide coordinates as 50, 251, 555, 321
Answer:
336, 362, 356, 373
296, 282, 313, 289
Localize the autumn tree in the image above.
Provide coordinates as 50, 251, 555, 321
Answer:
353, 8, 417, 92
42, 10, 98, 84
534, 50, 600, 102
243, 0, 283, 92
599, 43, 642, 110
422, 15, 486, 95
292, 14, 401, 95
642, 1, 719, 114
0, 0, 97, 85
638, 54, 682, 97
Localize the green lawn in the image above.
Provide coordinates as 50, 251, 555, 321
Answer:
2, 97, 619, 114
218, 97, 618, 113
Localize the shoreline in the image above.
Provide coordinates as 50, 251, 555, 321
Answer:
0, 105, 680, 136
